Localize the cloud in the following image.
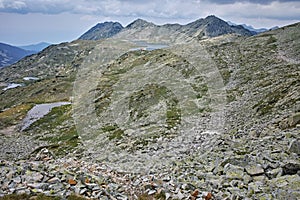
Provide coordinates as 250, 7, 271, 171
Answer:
1, 0, 299, 45
0, 0, 299, 26
215, 1, 300, 20
207, 0, 300, 4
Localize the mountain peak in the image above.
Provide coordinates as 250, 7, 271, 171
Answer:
205, 15, 219, 20
185, 15, 254, 37
126, 18, 155, 29
79, 21, 123, 40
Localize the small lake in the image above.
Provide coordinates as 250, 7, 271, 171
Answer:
2, 83, 23, 91
23, 77, 39, 81
21, 102, 71, 131
130, 41, 168, 51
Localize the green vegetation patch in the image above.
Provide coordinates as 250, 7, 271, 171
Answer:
129, 84, 181, 129
0, 104, 34, 128
27, 104, 79, 156
101, 124, 124, 140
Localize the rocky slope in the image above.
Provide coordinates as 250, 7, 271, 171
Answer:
0, 18, 299, 200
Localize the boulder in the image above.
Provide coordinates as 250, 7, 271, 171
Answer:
245, 164, 264, 176
288, 139, 300, 155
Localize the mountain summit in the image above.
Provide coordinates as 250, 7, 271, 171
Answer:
126, 18, 156, 29
79, 21, 123, 40
184, 15, 254, 37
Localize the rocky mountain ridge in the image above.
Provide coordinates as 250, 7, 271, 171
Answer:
79, 15, 254, 41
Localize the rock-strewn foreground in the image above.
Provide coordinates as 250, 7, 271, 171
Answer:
0, 19, 299, 200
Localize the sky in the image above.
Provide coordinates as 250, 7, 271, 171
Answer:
0, 0, 300, 46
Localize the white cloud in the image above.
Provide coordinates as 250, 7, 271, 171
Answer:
0, 0, 299, 45
0, 0, 27, 11
0, 0, 299, 24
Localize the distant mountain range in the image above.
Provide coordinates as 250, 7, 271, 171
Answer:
0, 42, 51, 68
0, 16, 279, 68
79, 15, 254, 41
19, 42, 51, 52
227, 21, 279, 33
0, 43, 35, 68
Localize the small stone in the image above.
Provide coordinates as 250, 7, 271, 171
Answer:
191, 189, 199, 197
13, 176, 22, 184
243, 174, 252, 184
282, 161, 300, 175
33, 173, 44, 182
245, 164, 264, 176
144, 183, 156, 190
271, 178, 288, 188
148, 190, 156, 195
205, 192, 213, 200
202, 192, 213, 200
47, 177, 60, 184
16, 189, 27, 195
224, 164, 245, 180
252, 176, 267, 183
165, 193, 171, 200
181, 183, 195, 191
6, 172, 14, 179
27, 183, 44, 189
247, 182, 261, 195
266, 168, 282, 178
288, 112, 300, 127
116, 194, 128, 200
68, 179, 77, 185
9, 188, 15, 193
288, 140, 300, 155
162, 176, 171, 181
80, 188, 87, 195
75, 186, 80, 194
85, 183, 99, 190
174, 191, 185, 200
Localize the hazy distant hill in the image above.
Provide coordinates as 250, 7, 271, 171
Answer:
0, 42, 35, 68
19, 42, 51, 52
